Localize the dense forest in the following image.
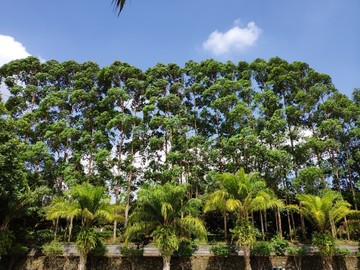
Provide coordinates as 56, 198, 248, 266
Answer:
0, 56, 359, 270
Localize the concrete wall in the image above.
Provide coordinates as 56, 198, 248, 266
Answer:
4, 255, 359, 270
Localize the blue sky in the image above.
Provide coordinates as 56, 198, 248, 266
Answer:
0, 0, 359, 97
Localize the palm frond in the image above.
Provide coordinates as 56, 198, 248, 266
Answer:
112, 0, 127, 16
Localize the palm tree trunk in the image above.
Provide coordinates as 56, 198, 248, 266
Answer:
243, 245, 252, 270
68, 217, 73, 242
78, 252, 87, 270
260, 211, 265, 240
54, 217, 59, 241
223, 212, 228, 242
323, 256, 333, 270
264, 210, 268, 240
163, 256, 171, 270
113, 220, 117, 242
343, 216, 350, 241
300, 213, 306, 239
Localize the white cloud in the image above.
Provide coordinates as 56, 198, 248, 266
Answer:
202, 20, 262, 56
0, 35, 31, 67
0, 34, 31, 100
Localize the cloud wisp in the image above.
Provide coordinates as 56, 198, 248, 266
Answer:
202, 20, 262, 56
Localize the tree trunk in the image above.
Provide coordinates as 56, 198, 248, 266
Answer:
163, 256, 171, 270
113, 184, 120, 241
54, 217, 59, 241
260, 211, 265, 240
322, 256, 333, 270
68, 217, 73, 242
78, 252, 87, 270
243, 246, 252, 270
277, 208, 283, 239
300, 213, 306, 240
223, 212, 228, 242
125, 172, 133, 227
286, 209, 293, 241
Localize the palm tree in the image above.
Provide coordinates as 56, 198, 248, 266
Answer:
45, 183, 117, 270
294, 189, 356, 237
291, 189, 359, 270
45, 196, 79, 242
126, 182, 207, 270
113, 0, 127, 15
252, 189, 284, 240
205, 168, 274, 270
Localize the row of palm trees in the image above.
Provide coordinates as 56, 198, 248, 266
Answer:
45, 169, 357, 270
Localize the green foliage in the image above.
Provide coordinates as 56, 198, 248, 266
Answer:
42, 241, 64, 257
152, 227, 180, 257
89, 239, 108, 257
210, 244, 232, 257
126, 183, 207, 258
0, 230, 14, 255
287, 246, 307, 256
8, 244, 28, 255
119, 246, 144, 257
231, 221, 257, 249
76, 229, 98, 255
25, 229, 53, 245
312, 232, 336, 257
0, 56, 360, 254
173, 240, 197, 257
270, 234, 289, 255
251, 241, 272, 256
334, 247, 350, 256
295, 189, 356, 233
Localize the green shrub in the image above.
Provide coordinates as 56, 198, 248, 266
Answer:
334, 247, 350, 256
42, 241, 64, 257
210, 244, 232, 257
89, 239, 108, 256
119, 246, 144, 257
0, 230, 14, 255
271, 234, 289, 255
312, 232, 336, 257
287, 246, 307, 256
173, 240, 197, 257
251, 241, 272, 256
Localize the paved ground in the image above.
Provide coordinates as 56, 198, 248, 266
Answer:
58, 244, 359, 257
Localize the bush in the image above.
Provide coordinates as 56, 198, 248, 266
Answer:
42, 241, 64, 257
271, 234, 289, 255
173, 240, 197, 257
334, 247, 350, 256
89, 239, 108, 256
210, 244, 232, 257
119, 246, 144, 257
251, 241, 272, 256
312, 232, 336, 257
0, 230, 14, 255
287, 246, 307, 256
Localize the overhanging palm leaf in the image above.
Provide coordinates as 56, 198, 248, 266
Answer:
112, 0, 127, 15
